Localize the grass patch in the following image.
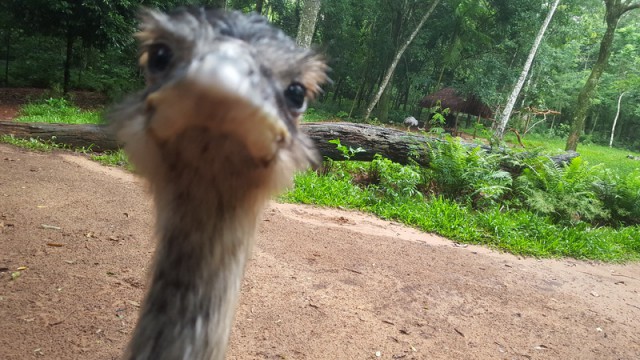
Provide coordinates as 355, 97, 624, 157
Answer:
303, 107, 348, 122
0, 134, 64, 151
1, 135, 131, 169
15, 98, 102, 124
519, 133, 640, 176
91, 149, 132, 170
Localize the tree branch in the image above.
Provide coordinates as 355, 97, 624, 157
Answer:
622, 1, 640, 13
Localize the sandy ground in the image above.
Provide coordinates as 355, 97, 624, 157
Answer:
1, 143, 639, 360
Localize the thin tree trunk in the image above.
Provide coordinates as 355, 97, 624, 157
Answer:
609, 91, 626, 147
331, 77, 343, 101
589, 111, 599, 134
377, 79, 393, 122
256, 0, 264, 14
209, 0, 226, 8
566, 0, 640, 151
295, 0, 322, 48
494, 0, 560, 140
349, 81, 364, 118
63, 32, 74, 95
3, 30, 10, 87
363, 0, 441, 121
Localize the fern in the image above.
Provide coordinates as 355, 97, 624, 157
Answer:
424, 136, 512, 207
596, 170, 640, 226
514, 156, 608, 224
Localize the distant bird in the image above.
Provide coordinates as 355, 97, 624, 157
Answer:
109, 7, 327, 360
403, 116, 419, 130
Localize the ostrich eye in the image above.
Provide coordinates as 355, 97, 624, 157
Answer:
147, 43, 173, 74
284, 82, 306, 110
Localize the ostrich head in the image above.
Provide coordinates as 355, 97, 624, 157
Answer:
109, 7, 327, 360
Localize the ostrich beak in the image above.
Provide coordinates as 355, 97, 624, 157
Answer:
144, 43, 290, 164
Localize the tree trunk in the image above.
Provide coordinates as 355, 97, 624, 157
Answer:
565, 0, 640, 151
0, 121, 118, 151
589, 111, 599, 134
331, 77, 343, 102
0, 121, 578, 169
609, 91, 626, 147
63, 32, 74, 95
376, 76, 393, 122
3, 30, 9, 87
348, 83, 363, 118
208, 0, 227, 8
295, 0, 322, 48
363, 0, 441, 121
494, 0, 560, 140
255, 0, 264, 14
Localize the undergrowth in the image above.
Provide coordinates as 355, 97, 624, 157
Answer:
282, 136, 640, 262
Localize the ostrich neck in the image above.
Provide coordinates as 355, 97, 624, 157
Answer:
125, 183, 264, 360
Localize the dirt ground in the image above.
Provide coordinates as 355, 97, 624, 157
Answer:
1, 143, 639, 360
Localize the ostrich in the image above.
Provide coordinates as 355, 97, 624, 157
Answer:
403, 116, 419, 131
109, 8, 327, 360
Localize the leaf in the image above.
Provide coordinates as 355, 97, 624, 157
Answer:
11, 271, 21, 280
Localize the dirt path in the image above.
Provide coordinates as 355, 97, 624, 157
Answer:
1, 143, 639, 360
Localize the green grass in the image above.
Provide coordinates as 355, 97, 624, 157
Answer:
282, 163, 640, 262
90, 149, 132, 170
453, 128, 640, 176
493, 131, 640, 176
303, 107, 348, 122
0, 134, 64, 151
519, 133, 640, 176
14, 98, 102, 124
2, 98, 132, 168
1, 134, 131, 169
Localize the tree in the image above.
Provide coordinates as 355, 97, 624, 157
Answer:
4, 0, 139, 94
363, 0, 441, 121
296, 0, 322, 48
609, 91, 626, 146
256, 0, 265, 14
565, 0, 640, 151
494, 0, 561, 141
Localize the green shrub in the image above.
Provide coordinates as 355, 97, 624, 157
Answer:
515, 156, 608, 224
596, 170, 640, 226
424, 136, 512, 207
368, 154, 422, 199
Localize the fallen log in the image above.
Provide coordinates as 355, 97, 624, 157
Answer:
0, 121, 118, 152
0, 120, 578, 167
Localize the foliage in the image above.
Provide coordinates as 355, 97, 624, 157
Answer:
328, 138, 365, 160
281, 132, 640, 261
282, 155, 640, 262
368, 154, 422, 199
425, 136, 512, 207
514, 157, 607, 224
596, 170, 640, 226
